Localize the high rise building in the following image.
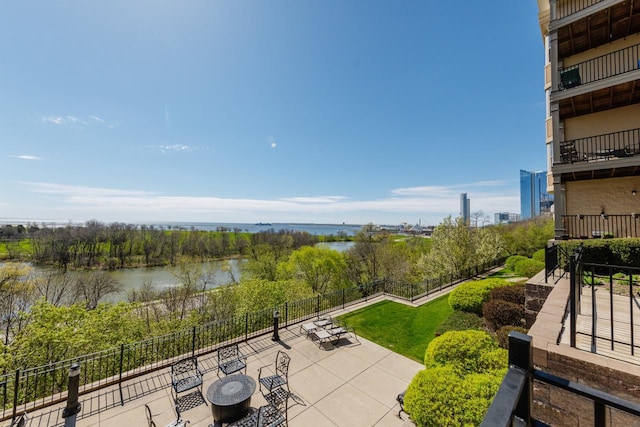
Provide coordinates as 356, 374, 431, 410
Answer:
520, 170, 554, 219
494, 212, 521, 224
536, 1, 640, 239
460, 193, 470, 225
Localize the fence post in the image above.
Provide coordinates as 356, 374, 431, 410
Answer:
191, 326, 196, 357
569, 253, 577, 348
11, 369, 19, 422
118, 344, 125, 406
316, 295, 320, 317
342, 289, 345, 309
509, 332, 532, 425
245, 313, 249, 342
285, 302, 288, 327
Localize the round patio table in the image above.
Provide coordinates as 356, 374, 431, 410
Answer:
206, 374, 256, 425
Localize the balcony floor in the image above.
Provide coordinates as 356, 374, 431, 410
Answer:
559, 283, 640, 365
10, 297, 422, 427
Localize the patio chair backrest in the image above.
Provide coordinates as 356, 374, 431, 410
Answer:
218, 344, 240, 363
172, 357, 199, 375
275, 351, 290, 377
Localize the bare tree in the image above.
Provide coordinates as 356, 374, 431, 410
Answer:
73, 271, 122, 309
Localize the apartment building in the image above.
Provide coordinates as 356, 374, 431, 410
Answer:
536, 0, 640, 240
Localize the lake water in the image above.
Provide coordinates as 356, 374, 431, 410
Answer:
105, 240, 354, 301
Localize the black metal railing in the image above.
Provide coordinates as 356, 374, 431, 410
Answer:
555, 0, 605, 21
481, 332, 640, 426
0, 255, 505, 421
545, 244, 573, 283
570, 259, 640, 357
558, 43, 640, 91
562, 214, 640, 239
558, 127, 640, 166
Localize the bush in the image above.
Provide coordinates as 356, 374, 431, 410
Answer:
489, 283, 525, 305
514, 258, 545, 278
448, 278, 509, 315
424, 330, 500, 375
434, 311, 485, 336
506, 255, 528, 271
496, 325, 529, 349
405, 366, 504, 427
532, 248, 545, 262
482, 299, 524, 331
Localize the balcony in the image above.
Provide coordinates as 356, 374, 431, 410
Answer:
561, 213, 640, 239
553, 0, 640, 58
556, 127, 640, 178
552, 43, 640, 119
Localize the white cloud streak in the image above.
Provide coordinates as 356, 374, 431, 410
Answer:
10, 155, 42, 160
41, 114, 108, 127
15, 181, 519, 224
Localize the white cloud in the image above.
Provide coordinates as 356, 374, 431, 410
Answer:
14, 180, 520, 225
41, 114, 108, 127
10, 155, 42, 160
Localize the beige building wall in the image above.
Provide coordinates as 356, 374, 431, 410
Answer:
565, 176, 640, 215
564, 103, 640, 141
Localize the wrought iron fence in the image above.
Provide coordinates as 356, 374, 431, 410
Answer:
562, 213, 640, 239
481, 332, 640, 426
0, 256, 505, 421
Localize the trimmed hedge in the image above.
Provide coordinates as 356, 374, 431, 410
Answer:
483, 299, 524, 331
434, 311, 485, 336
532, 248, 545, 262
405, 366, 504, 427
514, 258, 545, 278
506, 255, 528, 271
424, 330, 502, 375
407, 330, 507, 427
559, 238, 640, 268
489, 283, 525, 305
448, 278, 509, 315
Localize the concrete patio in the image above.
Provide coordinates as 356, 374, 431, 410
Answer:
16, 319, 420, 427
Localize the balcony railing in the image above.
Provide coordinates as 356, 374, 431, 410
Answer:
558, 127, 640, 165
558, 43, 640, 91
481, 332, 640, 426
555, 0, 605, 21
0, 256, 505, 422
561, 214, 640, 239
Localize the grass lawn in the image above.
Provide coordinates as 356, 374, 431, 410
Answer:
337, 294, 453, 363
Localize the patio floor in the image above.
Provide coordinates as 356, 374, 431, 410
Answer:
16, 314, 420, 427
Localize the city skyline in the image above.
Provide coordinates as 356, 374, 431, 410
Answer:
0, 2, 544, 226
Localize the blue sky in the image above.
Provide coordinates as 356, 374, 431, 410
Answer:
0, 1, 545, 226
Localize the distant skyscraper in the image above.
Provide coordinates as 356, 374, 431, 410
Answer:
494, 212, 521, 224
520, 170, 554, 219
460, 193, 470, 225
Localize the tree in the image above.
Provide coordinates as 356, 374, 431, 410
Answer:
232, 278, 314, 314
284, 246, 347, 294
73, 271, 122, 309
0, 263, 36, 345
420, 216, 476, 278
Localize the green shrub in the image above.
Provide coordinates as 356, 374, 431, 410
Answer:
505, 255, 528, 271
514, 258, 545, 278
582, 271, 605, 285
482, 299, 524, 331
405, 365, 504, 427
532, 248, 545, 262
496, 325, 529, 349
448, 278, 509, 315
434, 311, 485, 336
424, 330, 500, 375
489, 283, 525, 305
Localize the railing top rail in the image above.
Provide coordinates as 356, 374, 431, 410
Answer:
561, 127, 640, 145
